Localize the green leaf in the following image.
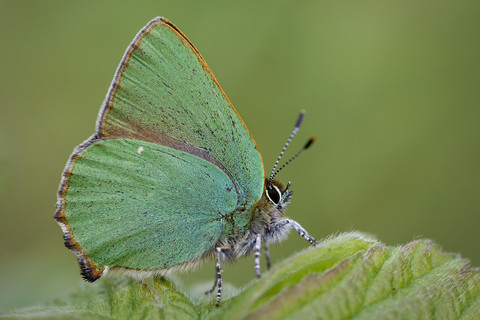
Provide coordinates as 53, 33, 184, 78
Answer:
3, 232, 480, 319
1, 277, 198, 320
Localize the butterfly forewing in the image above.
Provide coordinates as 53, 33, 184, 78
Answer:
97, 17, 264, 208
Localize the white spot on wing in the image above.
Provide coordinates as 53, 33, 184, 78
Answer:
137, 146, 144, 154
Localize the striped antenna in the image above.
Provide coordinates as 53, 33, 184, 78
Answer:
269, 110, 306, 187
272, 137, 316, 179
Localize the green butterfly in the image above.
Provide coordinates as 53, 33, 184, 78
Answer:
55, 17, 316, 305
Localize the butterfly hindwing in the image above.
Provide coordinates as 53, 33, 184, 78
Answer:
60, 138, 235, 271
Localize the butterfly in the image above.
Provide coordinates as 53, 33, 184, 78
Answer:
54, 17, 317, 305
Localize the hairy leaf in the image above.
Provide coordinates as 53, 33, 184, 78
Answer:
3, 233, 479, 319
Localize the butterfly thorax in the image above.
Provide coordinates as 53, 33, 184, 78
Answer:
214, 179, 293, 261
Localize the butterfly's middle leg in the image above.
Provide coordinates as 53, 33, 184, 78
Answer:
254, 234, 261, 278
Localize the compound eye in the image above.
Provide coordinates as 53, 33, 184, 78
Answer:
266, 185, 281, 205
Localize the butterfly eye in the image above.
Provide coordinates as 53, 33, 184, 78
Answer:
266, 185, 281, 205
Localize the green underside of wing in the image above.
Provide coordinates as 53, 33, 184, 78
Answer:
64, 139, 237, 270
102, 20, 264, 211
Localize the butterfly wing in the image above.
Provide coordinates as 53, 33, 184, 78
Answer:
55, 17, 264, 280
56, 138, 236, 280
97, 17, 264, 208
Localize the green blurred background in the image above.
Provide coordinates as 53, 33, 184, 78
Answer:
1, 0, 479, 312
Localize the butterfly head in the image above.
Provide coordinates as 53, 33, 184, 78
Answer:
265, 179, 292, 213
264, 110, 315, 214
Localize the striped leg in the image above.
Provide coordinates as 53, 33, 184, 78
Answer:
214, 247, 223, 306
287, 219, 318, 246
205, 247, 223, 306
254, 234, 261, 278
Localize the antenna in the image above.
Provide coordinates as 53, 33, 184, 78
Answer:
269, 110, 314, 187
271, 137, 316, 179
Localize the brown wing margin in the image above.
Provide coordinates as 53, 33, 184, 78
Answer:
54, 136, 106, 282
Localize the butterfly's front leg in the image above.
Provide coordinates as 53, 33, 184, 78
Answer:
286, 219, 318, 246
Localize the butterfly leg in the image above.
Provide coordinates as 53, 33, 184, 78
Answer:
254, 234, 262, 278
204, 247, 223, 306
264, 241, 271, 270
214, 247, 223, 306
205, 275, 218, 295
286, 219, 318, 246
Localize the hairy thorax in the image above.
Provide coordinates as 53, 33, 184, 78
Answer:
214, 179, 293, 261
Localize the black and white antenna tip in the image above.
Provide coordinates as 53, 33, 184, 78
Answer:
269, 111, 311, 186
